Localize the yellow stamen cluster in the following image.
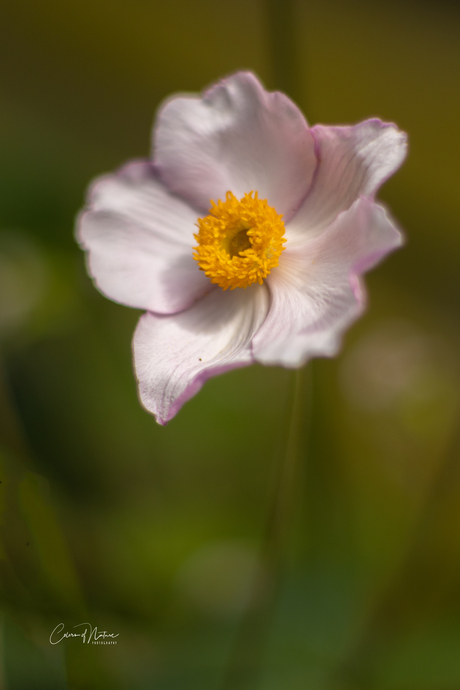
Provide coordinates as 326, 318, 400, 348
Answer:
193, 191, 286, 290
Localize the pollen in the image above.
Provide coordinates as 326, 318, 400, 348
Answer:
193, 191, 286, 290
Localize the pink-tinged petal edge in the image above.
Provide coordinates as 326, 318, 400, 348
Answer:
133, 284, 269, 425
253, 197, 403, 367
286, 119, 407, 245
154, 71, 317, 221
77, 161, 211, 315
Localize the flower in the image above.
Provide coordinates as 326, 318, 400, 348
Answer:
77, 72, 407, 425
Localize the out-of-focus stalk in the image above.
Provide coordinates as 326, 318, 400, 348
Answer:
222, 367, 311, 690
265, 0, 303, 104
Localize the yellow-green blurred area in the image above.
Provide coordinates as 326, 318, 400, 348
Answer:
0, 0, 460, 687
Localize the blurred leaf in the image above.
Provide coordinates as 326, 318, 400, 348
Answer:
19, 472, 84, 614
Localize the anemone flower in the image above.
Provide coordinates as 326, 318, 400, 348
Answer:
77, 72, 407, 425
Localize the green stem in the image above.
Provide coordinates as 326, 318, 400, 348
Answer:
222, 366, 311, 690
265, 0, 303, 103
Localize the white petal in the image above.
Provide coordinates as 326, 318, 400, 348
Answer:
286, 120, 407, 245
77, 161, 210, 314
133, 284, 269, 424
253, 198, 403, 367
154, 72, 316, 219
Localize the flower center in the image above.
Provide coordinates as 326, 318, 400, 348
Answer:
193, 191, 286, 290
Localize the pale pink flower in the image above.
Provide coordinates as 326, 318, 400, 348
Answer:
77, 72, 407, 425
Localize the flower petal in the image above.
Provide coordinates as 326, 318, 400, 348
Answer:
77, 161, 211, 314
286, 120, 407, 244
253, 198, 403, 367
133, 284, 269, 424
154, 72, 316, 219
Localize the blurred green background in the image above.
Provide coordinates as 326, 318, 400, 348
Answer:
1, 0, 460, 688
